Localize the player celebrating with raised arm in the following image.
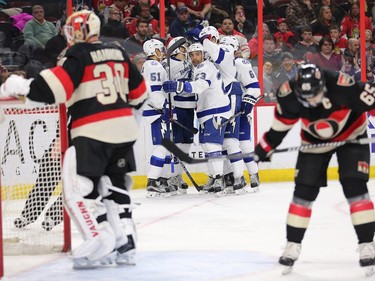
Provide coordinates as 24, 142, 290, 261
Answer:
0, 10, 148, 269
192, 26, 254, 194
254, 64, 375, 276
141, 38, 178, 197
163, 43, 231, 195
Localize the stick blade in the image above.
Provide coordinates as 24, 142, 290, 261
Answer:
166, 37, 187, 57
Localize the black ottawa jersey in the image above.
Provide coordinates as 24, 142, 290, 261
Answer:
27, 41, 148, 144
264, 71, 375, 152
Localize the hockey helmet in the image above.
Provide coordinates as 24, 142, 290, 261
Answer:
200, 26, 220, 43
295, 64, 325, 105
64, 10, 101, 46
167, 36, 188, 58
143, 39, 165, 60
220, 36, 239, 51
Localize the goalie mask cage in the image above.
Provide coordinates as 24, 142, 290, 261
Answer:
0, 101, 71, 277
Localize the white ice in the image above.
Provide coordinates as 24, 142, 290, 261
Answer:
4, 180, 375, 281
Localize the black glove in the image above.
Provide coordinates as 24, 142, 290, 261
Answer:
241, 95, 257, 115
254, 135, 274, 162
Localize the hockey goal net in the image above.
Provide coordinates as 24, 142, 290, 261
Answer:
0, 100, 70, 276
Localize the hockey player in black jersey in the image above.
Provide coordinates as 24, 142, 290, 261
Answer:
254, 64, 375, 276
0, 10, 148, 269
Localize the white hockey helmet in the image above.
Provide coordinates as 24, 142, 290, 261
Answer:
199, 26, 220, 43
188, 43, 204, 54
220, 35, 239, 51
167, 36, 188, 58
143, 39, 165, 60
64, 10, 101, 46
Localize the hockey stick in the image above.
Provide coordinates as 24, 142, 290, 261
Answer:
161, 137, 375, 164
147, 103, 198, 134
179, 161, 202, 192
219, 95, 265, 128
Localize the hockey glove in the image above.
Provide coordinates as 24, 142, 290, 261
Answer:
162, 81, 193, 94
186, 27, 201, 42
0, 74, 33, 99
254, 135, 274, 162
241, 95, 257, 115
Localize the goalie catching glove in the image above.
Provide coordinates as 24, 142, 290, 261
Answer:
0, 74, 33, 98
254, 134, 275, 162
162, 80, 193, 94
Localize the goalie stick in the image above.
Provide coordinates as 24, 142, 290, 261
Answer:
161, 137, 375, 164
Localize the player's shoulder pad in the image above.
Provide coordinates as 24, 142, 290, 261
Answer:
277, 81, 293, 98
336, 72, 355, 87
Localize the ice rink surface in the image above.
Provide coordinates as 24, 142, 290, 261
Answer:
5, 180, 375, 281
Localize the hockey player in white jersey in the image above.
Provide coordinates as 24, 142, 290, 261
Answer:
141, 39, 176, 197
193, 25, 248, 193
163, 37, 194, 194
221, 35, 261, 191
163, 43, 231, 195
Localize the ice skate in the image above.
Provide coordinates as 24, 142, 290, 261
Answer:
358, 242, 375, 277
233, 176, 248, 195
146, 178, 169, 198
250, 173, 260, 192
159, 177, 177, 196
224, 172, 234, 194
279, 242, 301, 275
212, 175, 226, 197
41, 216, 61, 231
200, 176, 215, 194
116, 235, 136, 265
14, 216, 31, 229
168, 175, 188, 194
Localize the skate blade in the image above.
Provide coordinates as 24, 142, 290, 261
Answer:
363, 265, 375, 277
235, 186, 252, 195
281, 265, 293, 275
177, 188, 187, 194
215, 190, 227, 197
146, 191, 170, 198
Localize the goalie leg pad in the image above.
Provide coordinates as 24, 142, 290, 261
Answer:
63, 147, 116, 264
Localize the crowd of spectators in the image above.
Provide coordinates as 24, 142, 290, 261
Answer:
1, 0, 375, 104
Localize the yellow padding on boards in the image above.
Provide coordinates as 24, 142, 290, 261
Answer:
2, 184, 63, 200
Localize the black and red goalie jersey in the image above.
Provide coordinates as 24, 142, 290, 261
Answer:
263, 70, 375, 151
27, 41, 148, 144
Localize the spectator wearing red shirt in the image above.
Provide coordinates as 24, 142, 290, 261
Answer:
340, 1, 372, 39
176, 0, 212, 20
273, 18, 295, 52
248, 23, 270, 61
128, 3, 159, 36
329, 25, 347, 54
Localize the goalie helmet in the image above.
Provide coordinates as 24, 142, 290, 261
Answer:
220, 36, 239, 51
295, 64, 326, 106
64, 10, 101, 46
143, 39, 165, 60
167, 36, 188, 58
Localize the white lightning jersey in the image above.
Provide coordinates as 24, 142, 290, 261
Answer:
235, 58, 261, 99
202, 39, 237, 92
141, 59, 168, 122
168, 57, 195, 109
190, 60, 231, 124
